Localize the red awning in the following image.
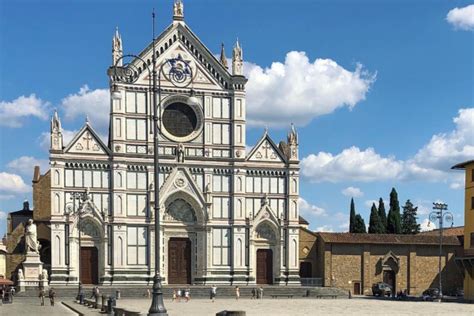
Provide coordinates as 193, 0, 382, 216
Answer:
0, 278, 13, 285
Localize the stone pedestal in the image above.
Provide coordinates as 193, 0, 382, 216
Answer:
18, 252, 46, 291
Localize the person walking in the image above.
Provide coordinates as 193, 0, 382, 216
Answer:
210, 285, 217, 302
48, 287, 56, 306
251, 287, 256, 299
258, 286, 264, 299
235, 286, 240, 300
172, 289, 177, 302
39, 288, 45, 306
177, 288, 182, 302
184, 288, 190, 302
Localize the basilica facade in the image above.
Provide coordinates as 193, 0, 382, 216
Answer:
48, 2, 300, 286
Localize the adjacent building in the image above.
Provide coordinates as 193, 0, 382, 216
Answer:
452, 160, 474, 301
48, 2, 300, 286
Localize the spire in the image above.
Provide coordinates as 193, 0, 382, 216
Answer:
112, 27, 123, 66
173, 0, 184, 21
287, 123, 298, 160
232, 38, 243, 76
50, 110, 63, 151
219, 43, 228, 69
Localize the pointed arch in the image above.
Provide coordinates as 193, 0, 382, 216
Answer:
54, 170, 60, 186
163, 190, 205, 224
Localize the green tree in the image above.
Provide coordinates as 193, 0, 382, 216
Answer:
353, 214, 367, 233
349, 198, 356, 233
401, 199, 421, 234
387, 188, 402, 234
377, 198, 387, 233
369, 203, 384, 234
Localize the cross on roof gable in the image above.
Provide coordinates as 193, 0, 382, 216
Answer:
247, 131, 287, 163
64, 122, 110, 156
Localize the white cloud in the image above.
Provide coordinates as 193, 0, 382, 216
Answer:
245, 51, 375, 127
0, 172, 30, 193
342, 186, 364, 198
0, 211, 6, 220
61, 85, 109, 133
7, 156, 49, 176
364, 199, 388, 208
420, 218, 435, 232
299, 197, 327, 217
447, 5, 474, 31
412, 108, 474, 171
316, 225, 334, 232
0, 195, 15, 201
450, 182, 462, 190
301, 108, 473, 183
0, 94, 50, 127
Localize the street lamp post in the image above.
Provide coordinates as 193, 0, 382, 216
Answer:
65, 188, 92, 303
428, 202, 454, 301
110, 12, 195, 316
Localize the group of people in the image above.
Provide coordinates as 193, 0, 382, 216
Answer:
0, 285, 15, 304
172, 288, 191, 302
38, 287, 56, 306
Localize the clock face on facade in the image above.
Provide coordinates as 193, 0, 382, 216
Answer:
162, 102, 197, 138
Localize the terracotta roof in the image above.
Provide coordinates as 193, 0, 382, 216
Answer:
419, 226, 464, 237
451, 160, 474, 169
317, 232, 461, 246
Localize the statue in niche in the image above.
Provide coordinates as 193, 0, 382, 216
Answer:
166, 198, 196, 222
256, 223, 276, 241
261, 193, 269, 206
18, 268, 24, 280
25, 219, 40, 254
177, 143, 185, 163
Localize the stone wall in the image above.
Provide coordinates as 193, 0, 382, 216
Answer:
33, 169, 51, 222
6, 222, 26, 281
319, 241, 463, 296
299, 228, 317, 277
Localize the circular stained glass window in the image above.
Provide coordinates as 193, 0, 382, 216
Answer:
162, 102, 198, 138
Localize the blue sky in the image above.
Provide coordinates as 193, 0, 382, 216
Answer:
0, 0, 473, 236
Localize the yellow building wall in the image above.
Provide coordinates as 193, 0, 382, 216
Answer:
463, 163, 474, 300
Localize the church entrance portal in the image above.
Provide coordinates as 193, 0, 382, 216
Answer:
256, 249, 273, 284
168, 238, 191, 284
80, 247, 98, 284
383, 270, 396, 294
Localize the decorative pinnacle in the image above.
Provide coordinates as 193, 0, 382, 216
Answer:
220, 43, 228, 69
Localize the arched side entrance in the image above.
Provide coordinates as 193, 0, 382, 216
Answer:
72, 217, 103, 285
252, 221, 280, 285
381, 251, 400, 295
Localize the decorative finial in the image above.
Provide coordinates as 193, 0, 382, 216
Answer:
232, 38, 243, 76
173, 0, 184, 21
220, 43, 228, 69
85, 115, 89, 124
112, 26, 123, 66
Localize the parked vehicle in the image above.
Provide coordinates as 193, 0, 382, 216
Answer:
422, 288, 440, 301
372, 282, 392, 297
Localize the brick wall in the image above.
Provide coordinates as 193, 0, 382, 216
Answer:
33, 170, 51, 222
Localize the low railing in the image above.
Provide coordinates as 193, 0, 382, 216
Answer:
300, 278, 323, 287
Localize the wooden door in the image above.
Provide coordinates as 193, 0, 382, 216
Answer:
353, 282, 361, 295
256, 249, 273, 284
80, 247, 98, 284
383, 270, 396, 294
168, 238, 191, 284
299, 262, 312, 278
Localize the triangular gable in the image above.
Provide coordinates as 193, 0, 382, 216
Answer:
254, 201, 279, 226
124, 23, 233, 90
159, 167, 206, 207
247, 132, 286, 163
64, 123, 110, 156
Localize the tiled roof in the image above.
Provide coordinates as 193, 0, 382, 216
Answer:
299, 216, 309, 225
419, 226, 464, 237
317, 232, 461, 246
451, 160, 474, 169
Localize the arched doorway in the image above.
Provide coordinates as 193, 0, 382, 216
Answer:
78, 219, 101, 285
254, 221, 279, 285
165, 198, 197, 284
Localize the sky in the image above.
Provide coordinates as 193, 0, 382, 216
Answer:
0, 0, 473, 237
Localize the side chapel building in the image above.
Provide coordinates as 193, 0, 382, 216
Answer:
48, 2, 300, 286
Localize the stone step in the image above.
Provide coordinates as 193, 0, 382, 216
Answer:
16, 285, 348, 299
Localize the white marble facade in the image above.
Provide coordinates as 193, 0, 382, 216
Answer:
49, 4, 300, 286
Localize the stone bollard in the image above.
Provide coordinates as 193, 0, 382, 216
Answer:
101, 295, 108, 313
95, 294, 100, 308
216, 311, 246, 316
107, 296, 116, 314
116, 290, 121, 300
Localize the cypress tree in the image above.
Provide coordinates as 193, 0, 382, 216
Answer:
349, 198, 356, 233
387, 188, 402, 234
377, 198, 387, 233
401, 199, 421, 234
353, 214, 367, 233
369, 203, 384, 234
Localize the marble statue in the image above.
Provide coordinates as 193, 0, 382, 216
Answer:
25, 219, 40, 254
18, 268, 24, 280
